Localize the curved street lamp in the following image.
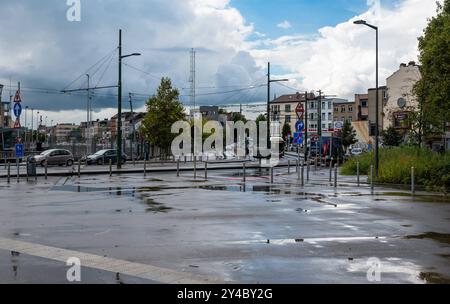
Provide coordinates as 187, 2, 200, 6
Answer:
354, 19, 379, 177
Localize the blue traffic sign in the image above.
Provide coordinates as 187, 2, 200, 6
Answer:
13, 103, 22, 118
296, 121, 305, 132
15, 144, 24, 158
293, 132, 303, 145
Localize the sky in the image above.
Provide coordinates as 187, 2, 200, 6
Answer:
0, 0, 439, 125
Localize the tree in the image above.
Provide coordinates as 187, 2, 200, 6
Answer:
282, 123, 291, 141
340, 121, 357, 152
231, 112, 247, 123
413, 0, 450, 144
140, 78, 185, 156
381, 127, 403, 147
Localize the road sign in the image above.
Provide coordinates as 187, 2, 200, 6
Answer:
293, 132, 303, 145
296, 121, 305, 132
14, 90, 22, 103
13, 118, 21, 129
15, 144, 24, 158
334, 121, 344, 130
295, 104, 304, 114
13, 103, 22, 118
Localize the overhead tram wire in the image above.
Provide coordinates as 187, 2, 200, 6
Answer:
62, 47, 118, 92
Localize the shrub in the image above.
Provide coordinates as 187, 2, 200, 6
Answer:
341, 147, 450, 192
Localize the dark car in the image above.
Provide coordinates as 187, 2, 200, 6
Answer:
86, 149, 127, 165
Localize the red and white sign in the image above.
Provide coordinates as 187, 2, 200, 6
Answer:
14, 91, 22, 103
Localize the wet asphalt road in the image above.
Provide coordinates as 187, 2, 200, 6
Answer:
0, 166, 449, 284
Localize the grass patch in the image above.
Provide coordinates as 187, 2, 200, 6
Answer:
341, 147, 450, 192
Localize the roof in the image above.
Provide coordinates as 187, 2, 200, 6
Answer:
270, 93, 316, 104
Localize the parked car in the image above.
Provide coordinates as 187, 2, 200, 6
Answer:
29, 149, 74, 167
85, 149, 127, 165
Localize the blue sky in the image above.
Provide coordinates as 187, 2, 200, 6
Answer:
0, 0, 436, 124
231, 0, 396, 39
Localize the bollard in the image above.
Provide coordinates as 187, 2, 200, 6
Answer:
45, 160, 48, 180
78, 161, 81, 178
177, 159, 180, 177
411, 167, 415, 195
370, 165, 374, 193
194, 156, 197, 179
109, 159, 113, 177
26, 159, 29, 182
307, 162, 310, 181
16, 158, 19, 183
357, 161, 360, 187
204, 161, 208, 180
296, 159, 299, 173
184, 155, 187, 164
329, 157, 334, 183
243, 162, 246, 183
301, 161, 305, 186
334, 164, 338, 188
143, 159, 147, 178
7, 161, 11, 184
297, 160, 300, 180
314, 157, 318, 171
288, 160, 291, 174
270, 167, 274, 184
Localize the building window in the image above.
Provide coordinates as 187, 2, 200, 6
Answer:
285, 105, 291, 112
341, 107, 346, 113
348, 106, 353, 112
285, 115, 291, 123
310, 113, 315, 120
328, 123, 332, 130
328, 101, 332, 109
322, 102, 325, 109
310, 102, 315, 109
322, 124, 326, 129
361, 101, 368, 108
328, 112, 332, 120
348, 117, 352, 122
322, 113, 326, 120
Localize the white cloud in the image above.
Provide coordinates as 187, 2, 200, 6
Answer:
0, 0, 440, 126
250, 0, 438, 99
277, 20, 292, 30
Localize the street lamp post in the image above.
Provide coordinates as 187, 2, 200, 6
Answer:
266, 62, 289, 148
117, 29, 141, 169
354, 19, 379, 177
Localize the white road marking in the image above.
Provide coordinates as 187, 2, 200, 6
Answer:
0, 237, 225, 284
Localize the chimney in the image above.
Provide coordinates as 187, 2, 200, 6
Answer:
400, 63, 407, 68
408, 61, 416, 66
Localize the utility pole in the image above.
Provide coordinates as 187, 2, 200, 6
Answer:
190, 48, 196, 113
116, 29, 141, 169
318, 90, 322, 163
86, 74, 90, 155
129, 92, 136, 162
267, 62, 271, 147
304, 91, 309, 162
266, 62, 288, 148
117, 29, 123, 169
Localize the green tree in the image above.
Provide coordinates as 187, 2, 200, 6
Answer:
140, 78, 185, 156
381, 127, 403, 147
413, 0, 450, 145
340, 121, 357, 152
282, 122, 291, 141
231, 112, 247, 123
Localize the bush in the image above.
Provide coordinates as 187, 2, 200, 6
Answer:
341, 147, 450, 192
